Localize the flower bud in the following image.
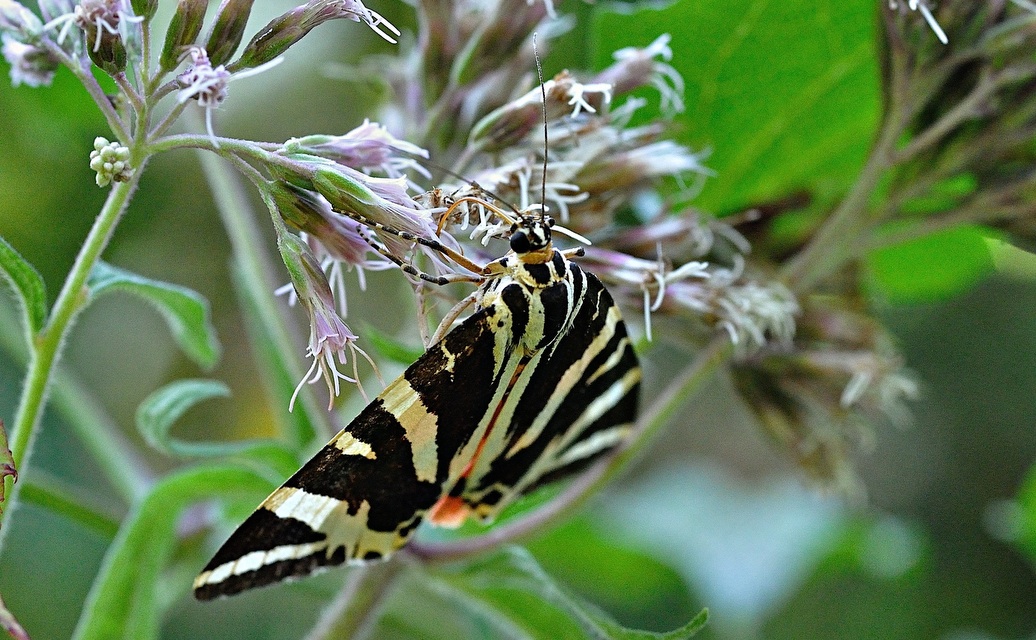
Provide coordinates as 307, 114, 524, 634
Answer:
0, 1, 43, 39
90, 136, 134, 187
283, 121, 428, 174
278, 228, 364, 410
75, 0, 129, 76
231, 0, 399, 71
467, 72, 583, 153
204, 0, 254, 67
160, 0, 208, 70
130, 0, 156, 20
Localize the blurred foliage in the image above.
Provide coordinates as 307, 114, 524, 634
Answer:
1, 0, 1035, 639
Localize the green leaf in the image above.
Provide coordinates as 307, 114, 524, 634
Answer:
72, 463, 273, 640
527, 518, 696, 632
0, 235, 47, 338
87, 261, 221, 369
866, 224, 996, 303
19, 473, 121, 539
986, 237, 1036, 280
136, 379, 299, 477
433, 546, 708, 639
591, 0, 880, 213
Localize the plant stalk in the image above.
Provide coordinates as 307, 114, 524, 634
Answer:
0, 172, 142, 543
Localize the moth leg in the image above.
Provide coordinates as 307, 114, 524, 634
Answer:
561, 247, 586, 259
337, 208, 489, 277
353, 223, 483, 286
429, 289, 480, 345
436, 196, 518, 234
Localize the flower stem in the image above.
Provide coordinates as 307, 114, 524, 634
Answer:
0, 173, 142, 541
407, 337, 731, 562
304, 562, 405, 640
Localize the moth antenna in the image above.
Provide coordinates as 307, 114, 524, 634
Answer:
533, 33, 548, 224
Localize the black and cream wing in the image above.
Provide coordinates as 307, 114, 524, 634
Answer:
193, 306, 515, 600
461, 265, 641, 520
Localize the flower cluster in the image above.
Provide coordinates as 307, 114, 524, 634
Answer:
89, 136, 133, 186
731, 296, 919, 495
1, 0, 957, 489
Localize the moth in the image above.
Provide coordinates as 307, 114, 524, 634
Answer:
194, 204, 640, 601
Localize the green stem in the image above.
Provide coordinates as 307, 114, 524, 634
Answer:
0, 305, 153, 505
304, 562, 405, 640
0, 172, 143, 538
407, 337, 731, 562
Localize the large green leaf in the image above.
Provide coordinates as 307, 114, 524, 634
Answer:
866, 224, 996, 303
136, 379, 300, 477
88, 261, 221, 369
591, 0, 880, 213
527, 518, 696, 632
0, 235, 47, 340
71, 464, 273, 640
430, 546, 708, 639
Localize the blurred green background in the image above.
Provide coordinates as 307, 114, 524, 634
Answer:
2, 1, 1036, 638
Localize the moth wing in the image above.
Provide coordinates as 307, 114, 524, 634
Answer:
464, 268, 641, 521
194, 307, 507, 600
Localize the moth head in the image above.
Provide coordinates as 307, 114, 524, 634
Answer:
510, 216, 553, 254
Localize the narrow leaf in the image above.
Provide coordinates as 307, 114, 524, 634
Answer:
136, 379, 299, 477
20, 474, 121, 539
0, 591, 30, 640
438, 546, 708, 639
72, 464, 273, 640
0, 419, 15, 505
0, 235, 47, 339
88, 261, 221, 369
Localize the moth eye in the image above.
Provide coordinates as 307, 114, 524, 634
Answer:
510, 231, 532, 253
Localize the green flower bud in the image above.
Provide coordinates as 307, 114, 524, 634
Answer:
130, 0, 157, 21
160, 0, 209, 70
89, 136, 134, 187
204, 0, 255, 67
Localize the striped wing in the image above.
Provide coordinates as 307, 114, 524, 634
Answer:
194, 306, 519, 599
193, 261, 639, 599
457, 268, 641, 520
